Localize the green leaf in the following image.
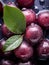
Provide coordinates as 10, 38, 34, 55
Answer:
3, 35, 23, 52
3, 5, 26, 34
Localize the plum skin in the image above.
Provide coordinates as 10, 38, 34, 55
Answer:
0, 59, 14, 65
22, 9, 36, 25
17, 0, 35, 8
0, 2, 3, 17
0, 39, 12, 58
38, 11, 49, 29
18, 61, 32, 65
0, 2, 3, 12
0, 39, 5, 57
2, 24, 14, 38
14, 41, 33, 61
25, 23, 43, 44
0, 39, 5, 50
37, 39, 49, 58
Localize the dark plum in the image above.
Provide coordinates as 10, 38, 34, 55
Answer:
4, 51, 13, 58
22, 8, 36, 25
0, 39, 5, 57
38, 10, 49, 29
16, 0, 35, 8
0, 2, 3, 17
25, 23, 43, 44
0, 37, 13, 58
2, 24, 14, 38
37, 39, 49, 59
1, 59, 14, 65
0, 2, 3, 12
0, 40, 3, 50
18, 61, 32, 65
14, 41, 33, 61
0, 49, 4, 57
0, 38, 5, 50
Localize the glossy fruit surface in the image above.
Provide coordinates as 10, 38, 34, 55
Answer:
0, 39, 5, 50
22, 9, 36, 25
0, 0, 49, 64
18, 61, 32, 65
37, 39, 49, 58
38, 10, 49, 29
1, 59, 14, 65
0, 2, 3, 17
4, 51, 13, 58
0, 40, 3, 50
0, 39, 5, 57
2, 24, 14, 38
14, 41, 33, 61
0, 38, 12, 57
25, 23, 43, 44
17, 0, 35, 8
0, 2, 3, 12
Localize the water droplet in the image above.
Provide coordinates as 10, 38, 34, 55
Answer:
0, 24, 2, 27
46, 6, 49, 9
39, 0, 45, 5
34, 6, 39, 13
22, 8, 27, 11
